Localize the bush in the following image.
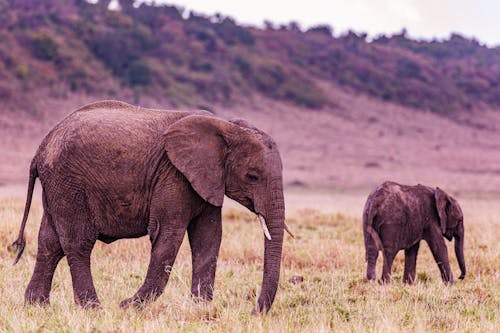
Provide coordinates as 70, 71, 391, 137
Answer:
88, 26, 156, 79
396, 58, 421, 79
67, 71, 89, 91
15, 64, 30, 79
215, 17, 254, 46
281, 80, 327, 108
89, 31, 138, 76
249, 62, 326, 108
306, 25, 333, 36
127, 60, 151, 86
183, 13, 219, 51
189, 59, 213, 72
31, 33, 59, 61
234, 56, 252, 76
252, 63, 285, 92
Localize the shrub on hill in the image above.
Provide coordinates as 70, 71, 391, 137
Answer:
30, 33, 59, 61
3, 0, 500, 113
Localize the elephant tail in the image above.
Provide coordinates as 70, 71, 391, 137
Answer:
9, 159, 38, 265
363, 200, 384, 259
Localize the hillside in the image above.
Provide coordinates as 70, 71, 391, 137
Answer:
2, 0, 500, 114
2, 0, 500, 197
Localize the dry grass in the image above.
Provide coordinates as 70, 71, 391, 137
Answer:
0, 197, 499, 332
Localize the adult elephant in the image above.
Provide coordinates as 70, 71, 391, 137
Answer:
363, 181, 466, 284
10, 100, 292, 313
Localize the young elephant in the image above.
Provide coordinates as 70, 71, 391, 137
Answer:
363, 181, 466, 284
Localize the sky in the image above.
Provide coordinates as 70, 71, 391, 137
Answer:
141, 0, 500, 46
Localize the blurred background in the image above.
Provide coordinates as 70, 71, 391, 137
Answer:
1, 0, 500, 209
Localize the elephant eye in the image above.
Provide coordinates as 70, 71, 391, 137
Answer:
245, 173, 259, 182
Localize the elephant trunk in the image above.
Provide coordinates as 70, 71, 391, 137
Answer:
455, 223, 466, 280
253, 182, 285, 314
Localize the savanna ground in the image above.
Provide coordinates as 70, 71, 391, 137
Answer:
0, 189, 498, 332
2, 17, 500, 330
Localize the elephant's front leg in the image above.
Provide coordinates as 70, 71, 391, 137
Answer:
188, 206, 222, 301
119, 218, 188, 308
425, 228, 454, 284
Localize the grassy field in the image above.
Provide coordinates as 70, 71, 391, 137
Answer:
0, 196, 498, 332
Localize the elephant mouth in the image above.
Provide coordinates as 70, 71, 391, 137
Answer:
444, 229, 453, 241
243, 196, 295, 240
243, 196, 271, 240
244, 196, 255, 212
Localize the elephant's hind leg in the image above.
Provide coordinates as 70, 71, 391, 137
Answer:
55, 210, 100, 308
60, 234, 100, 308
403, 242, 420, 284
364, 230, 379, 282
381, 248, 397, 284
25, 213, 64, 305
188, 206, 222, 301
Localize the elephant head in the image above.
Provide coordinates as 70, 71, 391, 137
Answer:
435, 188, 466, 280
164, 115, 287, 312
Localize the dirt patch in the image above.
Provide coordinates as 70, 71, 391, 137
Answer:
2, 86, 500, 197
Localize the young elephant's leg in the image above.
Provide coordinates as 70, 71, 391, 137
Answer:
381, 248, 397, 283
25, 213, 64, 305
188, 206, 222, 301
425, 231, 454, 284
119, 217, 189, 307
378, 223, 399, 283
403, 242, 420, 284
364, 231, 379, 281
366, 249, 379, 282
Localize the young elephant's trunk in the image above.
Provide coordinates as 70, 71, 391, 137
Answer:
455, 223, 466, 280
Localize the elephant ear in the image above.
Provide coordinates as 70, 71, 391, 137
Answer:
446, 196, 462, 229
229, 118, 258, 130
434, 187, 448, 234
164, 115, 232, 207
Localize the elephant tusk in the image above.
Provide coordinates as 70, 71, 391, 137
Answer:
258, 214, 272, 240
284, 221, 295, 239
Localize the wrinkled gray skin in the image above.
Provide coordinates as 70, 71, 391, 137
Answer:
11, 100, 285, 313
363, 181, 466, 284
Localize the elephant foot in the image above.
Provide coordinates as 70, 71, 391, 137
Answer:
77, 298, 101, 310
74, 293, 101, 309
251, 304, 263, 316
191, 295, 212, 304
365, 273, 376, 283
25, 291, 50, 306
403, 276, 416, 284
191, 290, 213, 303
82, 301, 101, 310
378, 277, 392, 285
251, 299, 271, 315
120, 288, 163, 308
119, 295, 149, 309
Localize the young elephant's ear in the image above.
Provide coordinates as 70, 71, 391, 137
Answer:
434, 187, 448, 234
446, 196, 462, 229
164, 115, 233, 207
229, 118, 258, 130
